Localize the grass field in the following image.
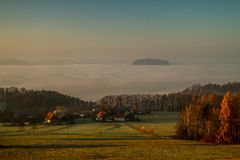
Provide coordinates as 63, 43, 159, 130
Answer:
1, 112, 240, 160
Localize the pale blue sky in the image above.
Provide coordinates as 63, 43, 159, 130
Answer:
1, 0, 240, 64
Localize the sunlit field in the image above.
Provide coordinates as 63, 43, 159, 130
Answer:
1, 112, 240, 160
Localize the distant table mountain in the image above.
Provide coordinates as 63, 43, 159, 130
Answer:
133, 58, 170, 65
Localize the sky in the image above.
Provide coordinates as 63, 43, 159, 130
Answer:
0, 0, 240, 64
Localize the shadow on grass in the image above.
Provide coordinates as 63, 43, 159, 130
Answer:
59, 136, 169, 141
0, 144, 128, 149
105, 123, 121, 131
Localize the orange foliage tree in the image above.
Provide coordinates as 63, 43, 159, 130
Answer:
216, 92, 235, 144
177, 91, 240, 144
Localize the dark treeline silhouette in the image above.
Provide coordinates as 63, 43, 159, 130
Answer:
182, 82, 240, 95
0, 87, 93, 122
96, 94, 194, 112
96, 82, 240, 113
1, 82, 239, 124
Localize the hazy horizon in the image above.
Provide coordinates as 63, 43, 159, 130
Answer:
1, 1, 240, 100
1, 0, 240, 64
1, 64, 240, 101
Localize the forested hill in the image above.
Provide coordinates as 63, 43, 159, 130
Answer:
0, 87, 94, 117
1, 82, 239, 118
181, 82, 240, 95
96, 82, 240, 112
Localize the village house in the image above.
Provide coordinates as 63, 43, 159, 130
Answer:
45, 112, 54, 124
114, 113, 125, 122
44, 106, 84, 124
96, 111, 106, 121
95, 109, 136, 122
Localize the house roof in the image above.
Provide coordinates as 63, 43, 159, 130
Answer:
46, 112, 54, 120
97, 111, 106, 118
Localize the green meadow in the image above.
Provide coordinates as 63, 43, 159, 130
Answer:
0, 112, 240, 160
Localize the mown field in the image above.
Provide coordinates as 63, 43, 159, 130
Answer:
0, 112, 240, 160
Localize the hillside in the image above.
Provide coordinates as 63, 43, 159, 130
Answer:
181, 82, 240, 95
1, 82, 239, 121
0, 87, 94, 121
96, 82, 240, 112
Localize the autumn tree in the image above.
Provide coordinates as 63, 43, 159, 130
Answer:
177, 101, 203, 140
197, 94, 220, 142
177, 93, 220, 141
216, 91, 235, 144
233, 94, 240, 142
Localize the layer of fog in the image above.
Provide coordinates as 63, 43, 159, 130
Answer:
0, 64, 240, 101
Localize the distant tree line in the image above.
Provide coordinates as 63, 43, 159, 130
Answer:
1, 82, 240, 125
0, 87, 93, 123
182, 82, 240, 95
97, 94, 194, 112
96, 82, 240, 113
177, 91, 240, 144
